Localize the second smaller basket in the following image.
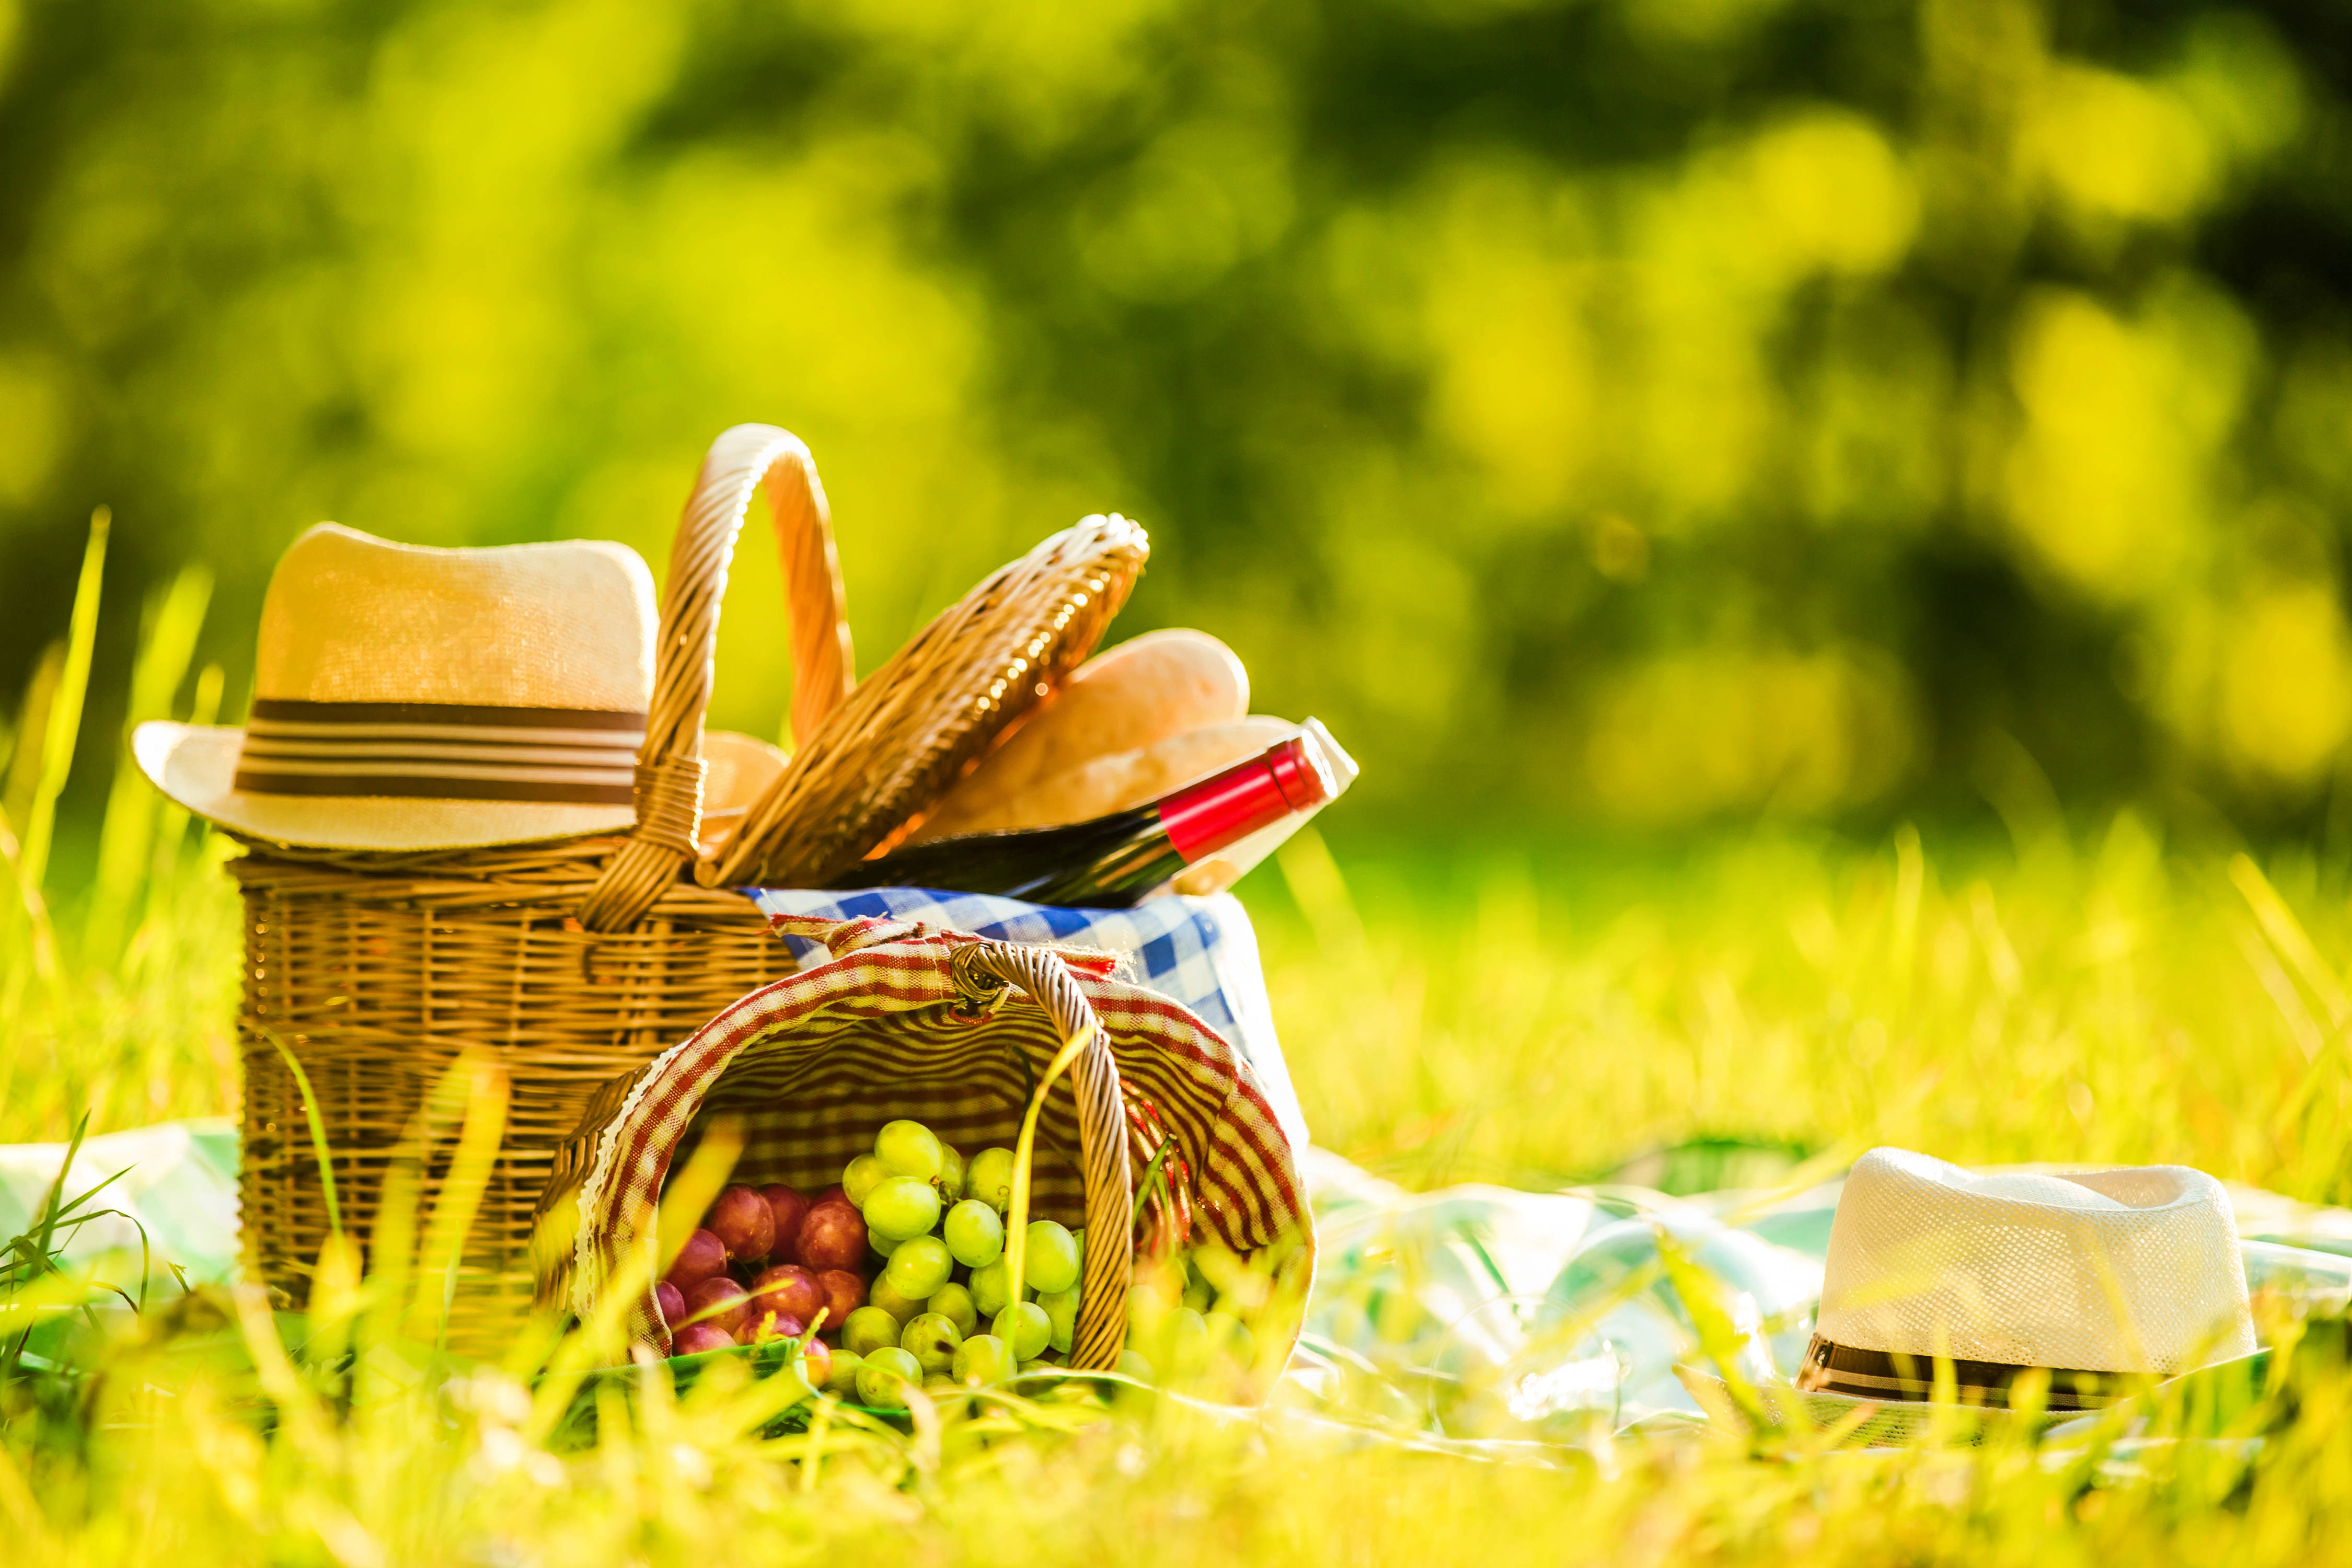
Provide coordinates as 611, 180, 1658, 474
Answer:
537, 913, 1316, 1379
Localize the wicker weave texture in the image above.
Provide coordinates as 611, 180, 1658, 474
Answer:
235, 842, 795, 1350
706, 514, 1150, 890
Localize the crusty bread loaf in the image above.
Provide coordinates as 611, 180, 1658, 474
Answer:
912, 628, 1249, 841
697, 731, 789, 856
956, 717, 1297, 835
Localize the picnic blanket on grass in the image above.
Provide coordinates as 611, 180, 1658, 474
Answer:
1284, 1152, 2352, 1443
10, 1120, 2352, 1448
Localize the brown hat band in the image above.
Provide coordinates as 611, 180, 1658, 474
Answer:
233, 698, 646, 804
1794, 1334, 2123, 1412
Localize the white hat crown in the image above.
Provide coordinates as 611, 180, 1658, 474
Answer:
1814, 1146, 2255, 1378
253, 523, 656, 710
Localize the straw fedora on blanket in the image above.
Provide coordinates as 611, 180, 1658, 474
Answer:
1678, 1146, 2257, 1443
134, 523, 785, 852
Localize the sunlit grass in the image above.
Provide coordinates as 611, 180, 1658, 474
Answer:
7, 1256, 2352, 1568
11, 527, 2352, 1557
8, 812, 2352, 1561
1, 516, 237, 1147
1264, 822, 2352, 1206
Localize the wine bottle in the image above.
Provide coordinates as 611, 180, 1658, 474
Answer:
841, 734, 1338, 907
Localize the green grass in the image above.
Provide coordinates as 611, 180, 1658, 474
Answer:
2, 820, 2348, 1564
9, 538, 2352, 1560
1263, 819, 2352, 1205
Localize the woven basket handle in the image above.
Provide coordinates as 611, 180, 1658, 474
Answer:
578, 425, 855, 932
951, 941, 1136, 1370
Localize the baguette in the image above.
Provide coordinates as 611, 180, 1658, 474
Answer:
912, 628, 1248, 841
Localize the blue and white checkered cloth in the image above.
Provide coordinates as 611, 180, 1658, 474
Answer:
744, 886, 1310, 1149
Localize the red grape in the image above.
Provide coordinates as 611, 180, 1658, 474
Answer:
671, 1322, 735, 1356
682, 1275, 754, 1337
750, 1263, 824, 1325
655, 1279, 685, 1329
762, 1184, 811, 1262
795, 1200, 868, 1272
798, 1336, 833, 1389
817, 1184, 846, 1206
663, 1227, 729, 1290
705, 1184, 775, 1262
750, 1310, 808, 1343
814, 1269, 866, 1333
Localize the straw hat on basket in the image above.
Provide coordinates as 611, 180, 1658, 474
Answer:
133, 522, 782, 852
1678, 1146, 2258, 1444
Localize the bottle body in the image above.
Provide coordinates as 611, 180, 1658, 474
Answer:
839, 734, 1335, 907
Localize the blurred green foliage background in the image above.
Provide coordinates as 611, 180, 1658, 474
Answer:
2, 0, 2348, 877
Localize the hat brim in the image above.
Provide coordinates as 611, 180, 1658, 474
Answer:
1674, 1363, 2069, 1447
135, 721, 639, 852
1675, 1349, 2272, 1448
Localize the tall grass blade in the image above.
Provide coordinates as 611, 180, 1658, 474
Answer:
0, 653, 66, 1055
17, 507, 109, 897
528, 1124, 742, 1432
1651, 1225, 1767, 1436
85, 563, 211, 962
0, 802, 57, 1044
2230, 855, 2352, 1033
1, 1113, 91, 1388
1000, 1017, 1097, 1329
262, 1027, 345, 1240
410, 1052, 510, 1350
0, 644, 62, 841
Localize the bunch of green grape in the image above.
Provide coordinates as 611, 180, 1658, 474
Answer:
829, 1117, 1122, 1410
661, 1114, 1264, 1410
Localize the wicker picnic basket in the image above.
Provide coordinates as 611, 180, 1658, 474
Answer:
232, 425, 1149, 1352
535, 913, 1316, 1377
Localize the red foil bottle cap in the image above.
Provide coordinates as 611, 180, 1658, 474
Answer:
1264, 735, 1334, 814
1159, 736, 1335, 864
